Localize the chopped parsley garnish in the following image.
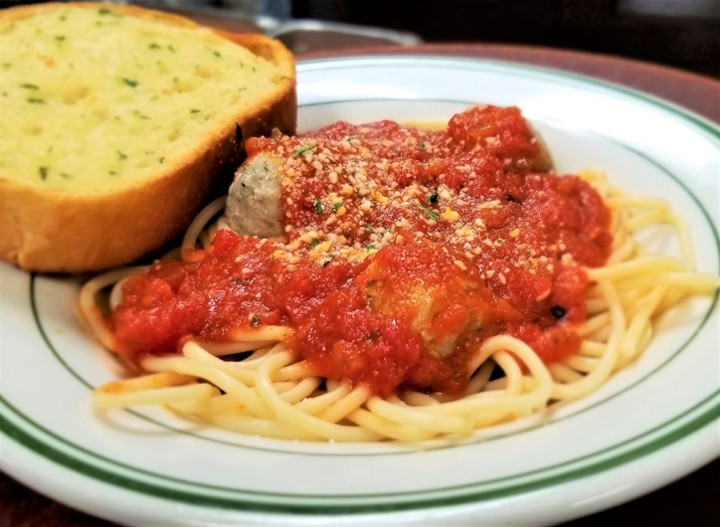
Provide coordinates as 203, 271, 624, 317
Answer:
27, 98, 45, 104
250, 314, 262, 327
426, 188, 439, 205
20, 83, 39, 90
550, 305, 566, 320
322, 254, 338, 267
190, 109, 201, 114
331, 202, 344, 212
97, 7, 121, 19
314, 199, 324, 215
148, 43, 161, 50
309, 239, 321, 249
122, 78, 139, 88
117, 150, 128, 161
418, 141, 427, 149
38, 166, 48, 180
416, 202, 439, 221
366, 244, 377, 251
364, 225, 374, 233
294, 144, 317, 156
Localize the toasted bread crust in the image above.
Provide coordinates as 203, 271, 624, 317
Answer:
0, 3, 296, 273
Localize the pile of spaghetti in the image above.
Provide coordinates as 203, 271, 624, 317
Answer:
80, 105, 719, 442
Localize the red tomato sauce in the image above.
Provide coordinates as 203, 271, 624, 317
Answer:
109, 105, 613, 396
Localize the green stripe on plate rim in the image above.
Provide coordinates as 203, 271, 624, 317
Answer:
1, 56, 719, 514
1, 391, 717, 511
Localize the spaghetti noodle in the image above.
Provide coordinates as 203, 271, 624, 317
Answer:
79, 105, 719, 442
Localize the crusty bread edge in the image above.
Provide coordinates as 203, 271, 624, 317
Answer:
0, 2, 297, 274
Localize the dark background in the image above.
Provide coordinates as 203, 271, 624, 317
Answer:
290, 0, 720, 77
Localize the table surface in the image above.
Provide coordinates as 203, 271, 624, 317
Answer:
1, 37, 719, 527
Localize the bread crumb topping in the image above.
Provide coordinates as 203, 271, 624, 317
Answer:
237, 106, 611, 295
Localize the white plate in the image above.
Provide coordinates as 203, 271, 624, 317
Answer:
1, 56, 718, 527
